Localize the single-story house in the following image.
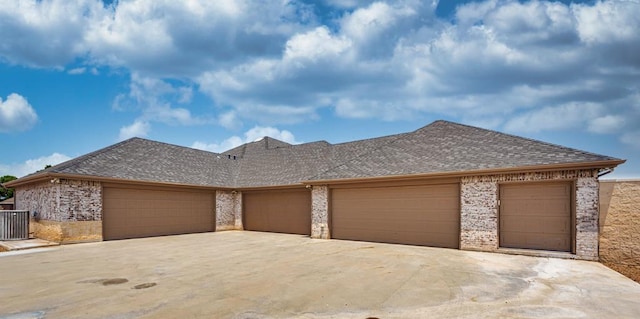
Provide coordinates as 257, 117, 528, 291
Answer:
0, 197, 14, 210
5, 120, 624, 260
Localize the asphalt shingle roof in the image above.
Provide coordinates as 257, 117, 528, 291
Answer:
31, 138, 237, 187
17, 120, 623, 188
309, 120, 621, 180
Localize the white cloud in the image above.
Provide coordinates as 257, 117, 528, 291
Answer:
325, 0, 376, 9
0, 0, 310, 73
192, 0, 640, 136
126, 75, 200, 126
574, 0, 640, 45
341, 2, 413, 43
84, 0, 307, 77
114, 73, 212, 132
504, 102, 602, 133
67, 67, 86, 75
191, 126, 300, 153
1, 0, 640, 150
118, 120, 150, 140
218, 111, 241, 130
455, 0, 498, 26
177, 86, 193, 104
191, 137, 243, 153
0, 93, 38, 133
621, 131, 640, 149
588, 115, 626, 134
335, 98, 416, 120
0, 153, 72, 178
243, 126, 299, 143
284, 27, 352, 62
0, 0, 103, 67
143, 105, 200, 126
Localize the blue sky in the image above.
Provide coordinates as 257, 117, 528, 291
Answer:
0, 0, 638, 179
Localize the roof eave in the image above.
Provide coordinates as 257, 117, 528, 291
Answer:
3, 172, 53, 187
303, 159, 626, 185
6, 159, 626, 189
5, 172, 231, 191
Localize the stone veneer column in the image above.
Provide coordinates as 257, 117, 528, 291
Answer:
215, 190, 243, 231
460, 180, 499, 251
311, 185, 330, 239
575, 177, 599, 260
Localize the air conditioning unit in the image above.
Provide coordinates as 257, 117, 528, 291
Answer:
0, 211, 29, 240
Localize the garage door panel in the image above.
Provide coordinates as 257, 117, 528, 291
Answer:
501, 184, 569, 198
103, 187, 215, 240
501, 232, 570, 251
332, 184, 460, 248
500, 183, 571, 252
502, 201, 569, 216
335, 227, 454, 247
501, 216, 570, 233
243, 189, 311, 235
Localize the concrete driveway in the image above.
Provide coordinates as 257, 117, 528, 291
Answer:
1, 231, 639, 319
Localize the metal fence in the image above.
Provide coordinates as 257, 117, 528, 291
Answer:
0, 210, 29, 240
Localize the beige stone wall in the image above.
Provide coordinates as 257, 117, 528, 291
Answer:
460, 169, 600, 260
30, 220, 102, 243
599, 180, 640, 283
16, 179, 103, 242
311, 185, 329, 239
215, 190, 243, 231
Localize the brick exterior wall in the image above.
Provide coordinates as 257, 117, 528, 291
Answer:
575, 177, 599, 259
460, 169, 600, 260
15, 181, 57, 220
460, 180, 498, 251
311, 185, 329, 239
59, 180, 102, 221
215, 190, 243, 231
15, 179, 102, 242
16, 179, 102, 222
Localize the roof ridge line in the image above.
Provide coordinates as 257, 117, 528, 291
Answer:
308, 132, 410, 181
447, 121, 619, 160
139, 137, 222, 156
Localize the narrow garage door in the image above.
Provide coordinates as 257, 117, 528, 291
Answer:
331, 184, 460, 248
243, 188, 311, 235
103, 186, 215, 240
500, 182, 571, 252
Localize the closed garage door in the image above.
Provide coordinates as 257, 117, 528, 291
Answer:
331, 183, 460, 248
243, 188, 311, 235
500, 182, 571, 252
103, 186, 215, 240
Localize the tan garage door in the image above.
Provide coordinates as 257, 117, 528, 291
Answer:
243, 188, 311, 235
500, 182, 571, 252
331, 184, 460, 248
103, 186, 215, 240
